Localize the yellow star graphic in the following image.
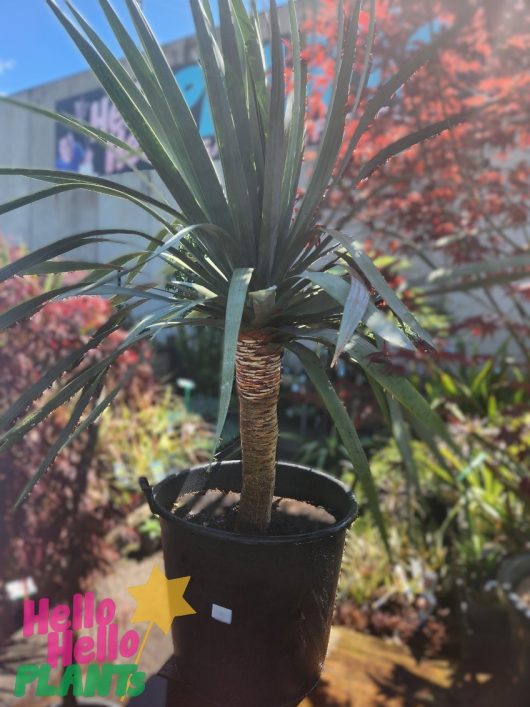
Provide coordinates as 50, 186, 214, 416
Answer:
127, 565, 196, 634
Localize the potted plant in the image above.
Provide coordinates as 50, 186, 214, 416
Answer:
0, 1, 470, 704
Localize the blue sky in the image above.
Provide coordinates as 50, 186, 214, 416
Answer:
0, 1, 278, 95
0, 1, 435, 97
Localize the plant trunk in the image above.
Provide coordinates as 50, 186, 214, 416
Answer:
235, 332, 282, 534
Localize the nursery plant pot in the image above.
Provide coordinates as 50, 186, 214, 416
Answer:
497, 553, 530, 692
141, 461, 357, 707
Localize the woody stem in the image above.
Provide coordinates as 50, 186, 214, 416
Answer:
235, 333, 282, 535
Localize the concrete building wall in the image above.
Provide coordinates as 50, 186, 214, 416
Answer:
0, 34, 205, 283
0, 5, 295, 278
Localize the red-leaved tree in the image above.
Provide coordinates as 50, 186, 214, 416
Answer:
0, 238, 156, 645
301, 0, 530, 360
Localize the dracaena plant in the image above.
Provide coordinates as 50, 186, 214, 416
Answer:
0, 0, 464, 542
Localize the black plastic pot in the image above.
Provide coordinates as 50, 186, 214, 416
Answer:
497, 553, 530, 693
141, 461, 357, 707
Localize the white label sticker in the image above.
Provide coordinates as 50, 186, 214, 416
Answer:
211, 604, 232, 624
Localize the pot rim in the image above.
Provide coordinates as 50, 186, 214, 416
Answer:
142, 460, 358, 546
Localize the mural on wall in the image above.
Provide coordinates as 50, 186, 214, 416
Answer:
53, 18, 438, 177
54, 38, 335, 177
55, 60, 216, 176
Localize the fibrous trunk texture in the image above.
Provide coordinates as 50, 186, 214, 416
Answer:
235, 332, 282, 534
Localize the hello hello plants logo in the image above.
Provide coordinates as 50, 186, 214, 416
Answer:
14, 566, 196, 699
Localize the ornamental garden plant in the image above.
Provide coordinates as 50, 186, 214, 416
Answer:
0, 239, 152, 650
316, 0, 530, 345
0, 0, 517, 704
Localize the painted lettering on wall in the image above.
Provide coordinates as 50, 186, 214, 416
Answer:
54, 39, 332, 176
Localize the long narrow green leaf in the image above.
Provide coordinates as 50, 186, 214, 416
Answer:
365, 372, 390, 427
119, 301, 199, 341
0, 285, 81, 330
300, 270, 349, 301
332, 277, 369, 366
189, 0, 254, 257
350, 0, 375, 118
287, 3, 361, 259
2, 300, 196, 457
329, 229, 434, 346
387, 395, 421, 494
407, 412, 453, 475
21, 261, 116, 275
76, 223, 230, 299
218, 0, 259, 229
422, 270, 530, 295
47, 0, 204, 222
416, 252, 530, 288
0, 355, 117, 453
364, 303, 415, 351
213, 268, 254, 451
0, 229, 152, 283
123, 0, 233, 231
282, 287, 337, 318
0, 95, 174, 208
179, 238, 231, 287
161, 251, 223, 294
0, 95, 141, 155
257, 0, 286, 284
174, 231, 231, 282
289, 234, 335, 279
0, 306, 138, 430
288, 341, 389, 554
301, 269, 414, 350
96, 0, 228, 230
0, 167, 180, 217
227, 2, 267, 198
329, 0, 375, 188
0, 184, 80, 217
344, 336, 450, 443
14, 372, 107, 507
355, 113, 469, 185
471, 360, 493, 395
67, 367, 136, 446
227, 3, 266, 197
0, 309, 166, 454
0, 169, 179, 227
57, 284, 179, 303
169, 281, 216, 300
246, 62, 266, 183
277, 0, 307, 246
334, 11, 473, 181
231, 0, 268, 129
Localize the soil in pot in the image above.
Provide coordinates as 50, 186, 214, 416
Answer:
171, 488, 337, 534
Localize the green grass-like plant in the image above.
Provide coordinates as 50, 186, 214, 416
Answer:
0, 0, 467, 540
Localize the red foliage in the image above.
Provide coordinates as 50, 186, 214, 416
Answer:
0, 241, 157, 644
301, 0, 530, 352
